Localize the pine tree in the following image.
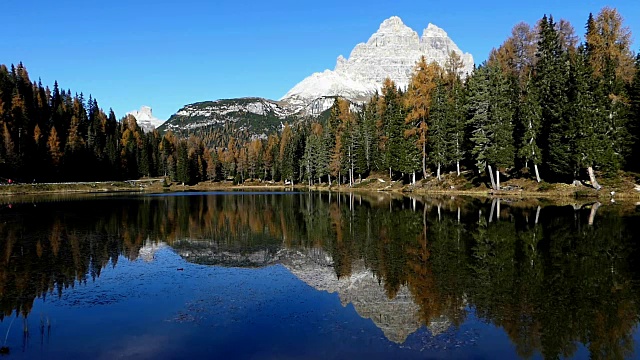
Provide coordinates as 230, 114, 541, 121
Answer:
176, 141, 190, 184
467, 65, 493, 185
570, 46, 608, 189
279, 124, 295, 185
517, 78, 543, 182
535, 15, 572, 180
629, 54, 640, 171
487, 62, 516, 189
428, 79, 448, 180
446, 75, 467, 176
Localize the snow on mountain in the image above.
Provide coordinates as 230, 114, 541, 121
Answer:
281, 16, 474, 114
127, 106, 165, 132
161, 16, 475, 136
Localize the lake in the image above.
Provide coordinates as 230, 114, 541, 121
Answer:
0, 192, 639, 359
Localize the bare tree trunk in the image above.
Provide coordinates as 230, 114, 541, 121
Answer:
496, 169, 500, 191
422, 140, 427, 178
588, 202, 601, 226
534, 164, 541, 183
328, 174, 332, 187
457, 160, 460, 177
412, 171, 416, 186
389, 167, 392, 181
490, 199, 497, 222
488, 165, 496, 190
437, 163, 441, 181
587, 166, 602, 190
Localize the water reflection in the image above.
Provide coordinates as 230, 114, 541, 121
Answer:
1, 193, 639, 358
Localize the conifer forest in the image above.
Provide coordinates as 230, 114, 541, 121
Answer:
1, 8, 639, 188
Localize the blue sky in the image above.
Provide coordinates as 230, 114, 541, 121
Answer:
3, 0, 639, 120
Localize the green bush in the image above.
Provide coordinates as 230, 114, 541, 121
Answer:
537, 182, 553, 192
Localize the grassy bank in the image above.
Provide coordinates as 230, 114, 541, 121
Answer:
1, 173, 639, 201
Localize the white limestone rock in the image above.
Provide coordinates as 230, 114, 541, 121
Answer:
127, 106, 165, 133
281, 16, 474, 114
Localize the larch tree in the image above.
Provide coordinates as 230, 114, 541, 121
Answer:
405, 57, 441, 178
585, 8, 636, 176
47, 125, 62, 168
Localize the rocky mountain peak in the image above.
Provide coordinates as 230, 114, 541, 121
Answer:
127, 105, 165, 133
281, 16, 474, 114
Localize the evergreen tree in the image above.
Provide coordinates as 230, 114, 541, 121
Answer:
176, 141, 190, 184
486, 62, 516, 189
629, 54, 640, 171
535, 15, 572, 180
428, 79, 449, 180
517, 78, 543, 182
467, 65, 493, 185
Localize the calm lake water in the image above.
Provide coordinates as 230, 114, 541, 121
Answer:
0, 192, 639, 359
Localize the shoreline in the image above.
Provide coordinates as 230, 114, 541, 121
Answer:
1, 179, 638, 203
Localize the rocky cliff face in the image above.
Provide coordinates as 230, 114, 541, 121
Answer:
127, 106, 165, 132
281, 16, 474, 114
161, 16, 474, 139
173, 241, 451, 343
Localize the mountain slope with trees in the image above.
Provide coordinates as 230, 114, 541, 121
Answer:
1, 7, 638, 192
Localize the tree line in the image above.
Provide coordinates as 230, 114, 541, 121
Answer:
1, 7, 638, 187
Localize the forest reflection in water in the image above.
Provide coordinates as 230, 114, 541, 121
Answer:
1, 192, 639, 359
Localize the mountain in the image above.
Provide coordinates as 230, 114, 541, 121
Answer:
281, 16, 474, 113
172, 241, 452, 343
160, 16, 474, 141
127, 106, 166, 132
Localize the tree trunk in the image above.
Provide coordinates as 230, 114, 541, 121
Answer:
534, 164, 541, 183
587, 166, 602, 190
488, 165, 496, 190
329, 174, 332, 187
437, 163, 441, 181
456, 160, 460, 177
389, 167, 392, 181
412, 171, 415, 186
588, 202, 601, 226
489, 198, 496, 223
422, 140, 427, 178
495, 169, 500, 191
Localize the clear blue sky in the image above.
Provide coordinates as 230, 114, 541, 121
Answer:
3, 0, 639, 120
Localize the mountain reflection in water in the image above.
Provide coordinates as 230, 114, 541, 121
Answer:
1, 192, 639, 359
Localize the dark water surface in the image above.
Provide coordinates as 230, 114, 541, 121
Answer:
1, 192, 639, 359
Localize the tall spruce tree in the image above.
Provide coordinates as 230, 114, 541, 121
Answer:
535, 15, 572, 181
486, 62, 516, 189
517, 78, 543, 182
630, 54, 640, 171
467, 64, 493, 187
428, 79, 448, 180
